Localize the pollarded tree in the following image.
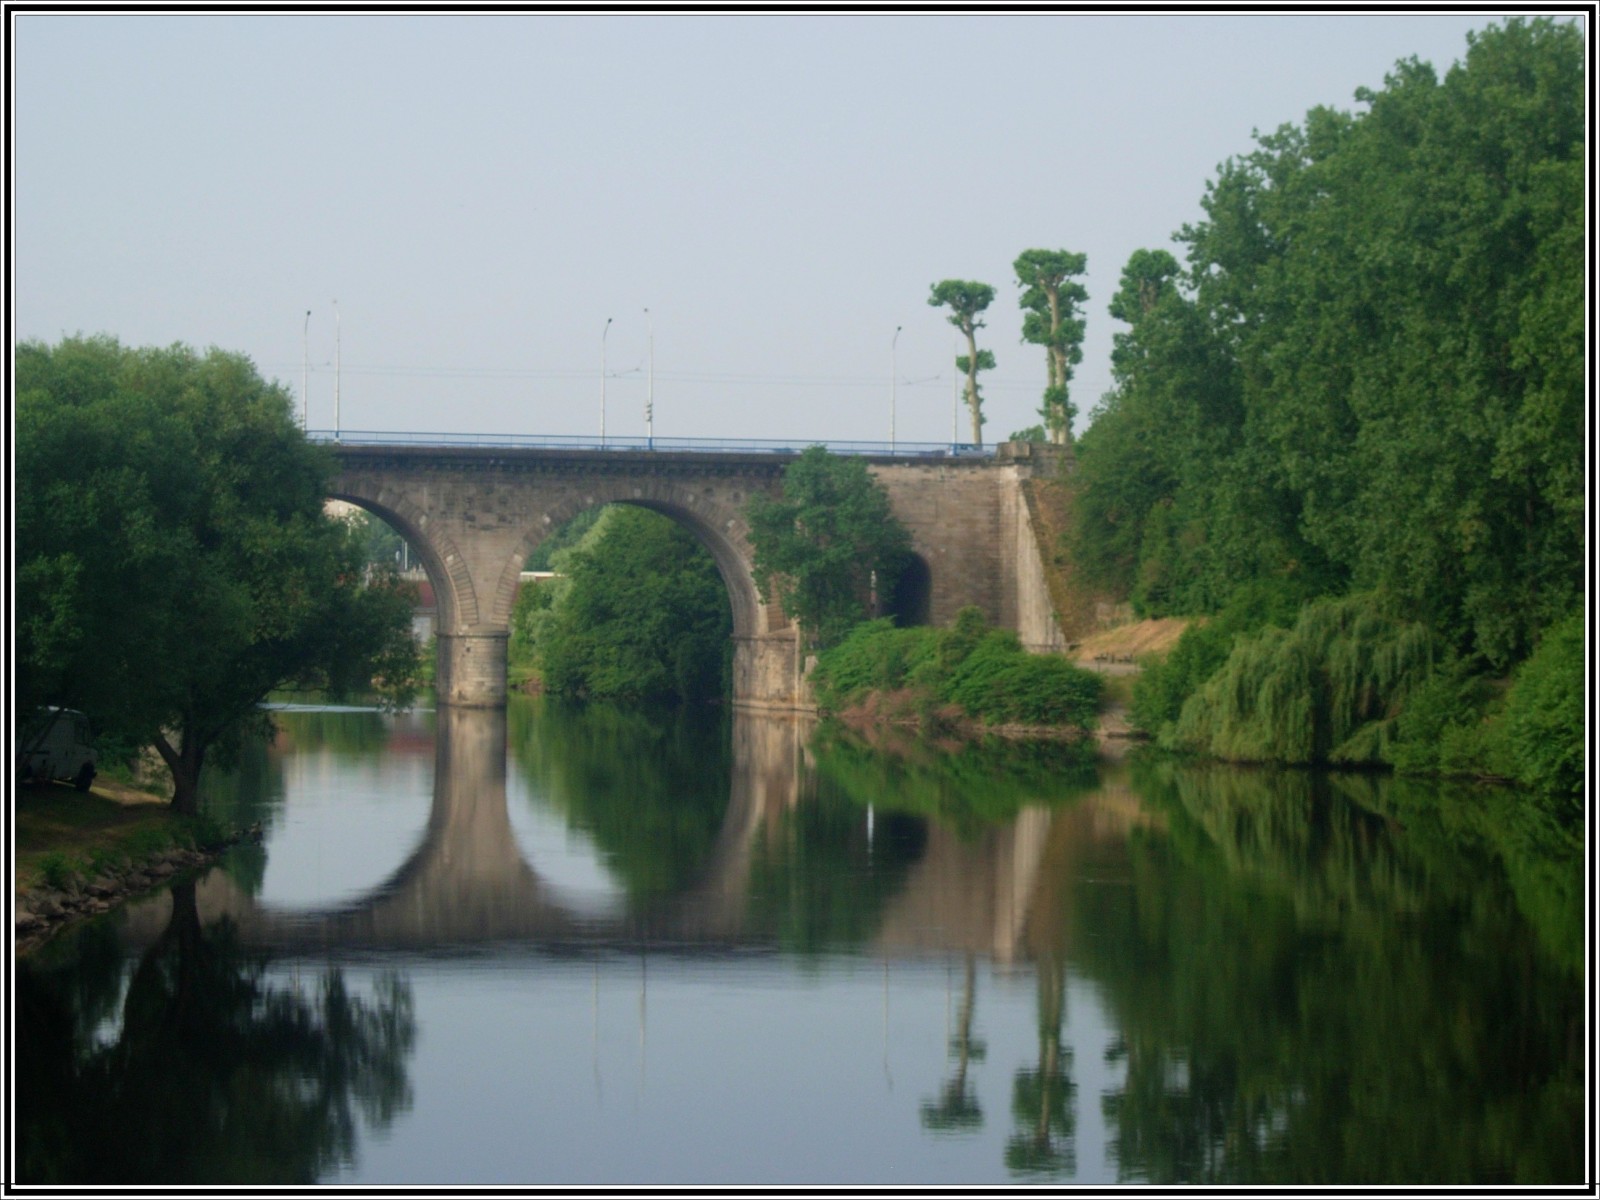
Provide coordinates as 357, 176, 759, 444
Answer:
928, 279, 996, 446
746, 446, 913, 650
1014, 249, 1089, 445
15, 336, 420, 814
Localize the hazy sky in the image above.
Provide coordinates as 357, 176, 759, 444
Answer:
11, 9, 1551, 445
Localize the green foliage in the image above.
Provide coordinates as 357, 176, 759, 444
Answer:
507, 575, 558, 676
1501, 608, 1584, 817
1008, 424, 1049, 444
1130, 579, 1319, 737
524, 505, 604, 571
343, 510, 415, 571
15, 336, 420, 813
37, 852, 75, 891
1069, 19, 1583, 668
1170, 594, 1442, 764
1385, 656, 1514, 782
812, 608, 1103, 733
746, 446, 913, 650
532, 506, 731, 702
1014, 248, 1090, 444
945, 631, 1102, 728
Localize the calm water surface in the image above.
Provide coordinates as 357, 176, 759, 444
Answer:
15, 696, 1586, 1185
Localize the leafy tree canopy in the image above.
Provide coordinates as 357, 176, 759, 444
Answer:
746, 446, 913, 649
1014, 249, 1090, 445
16, 336, 419, 813
528, 506, 732, 702
1072, 18, 1583, 668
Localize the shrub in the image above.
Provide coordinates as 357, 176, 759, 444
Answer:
1386, 657, 1514, 780
813, 610, 1102, 732
945, 631, 1102, 728
1503, 608, 1584, 817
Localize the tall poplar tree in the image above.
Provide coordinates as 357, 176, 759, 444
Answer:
1013, 249, 1089, 445
928, 279, 996, 446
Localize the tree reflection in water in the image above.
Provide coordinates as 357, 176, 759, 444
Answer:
920, 955, 985, 1134
1006, 956, 1076, 1177
16, 881, 416, 1184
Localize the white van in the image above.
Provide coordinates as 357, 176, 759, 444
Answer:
17, 708, 97, 791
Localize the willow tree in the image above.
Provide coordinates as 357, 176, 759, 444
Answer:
1014, 249, 1089, 445
928, 279, 996, 446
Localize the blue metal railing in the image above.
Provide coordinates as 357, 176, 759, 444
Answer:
307, 430, 993, 458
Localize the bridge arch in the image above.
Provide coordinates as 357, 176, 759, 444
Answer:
498, 478, 774, 644
327, 447, 804, 708
326, 486, 479, 634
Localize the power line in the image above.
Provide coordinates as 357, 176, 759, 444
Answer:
269, 359, 1108, 395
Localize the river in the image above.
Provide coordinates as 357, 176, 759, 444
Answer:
13, 695, 1586, 1185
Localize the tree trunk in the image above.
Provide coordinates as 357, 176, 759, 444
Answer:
964, 325, 983, 447
153, 731, 206, 816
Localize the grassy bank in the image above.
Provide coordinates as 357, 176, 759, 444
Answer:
15, 779, 209, 897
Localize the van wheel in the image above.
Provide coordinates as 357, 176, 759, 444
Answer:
73, 763, 95, 792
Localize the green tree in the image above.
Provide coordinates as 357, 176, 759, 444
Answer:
1070, 18, 1582, 672
745, 446, 913, 649
1014, 249, 1089, 445
928, 279, 996, 446
15, 336, 419, 814
533, 506, 731, 702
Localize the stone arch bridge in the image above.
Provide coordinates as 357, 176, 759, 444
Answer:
329, 440, 1066, 709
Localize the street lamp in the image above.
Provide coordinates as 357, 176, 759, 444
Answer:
601, 316, 613, 445
952, 334, 959, 448
644, 307, 654, 448
302, 309, 311, 429
891, 326, 901, 451
333, 299, 342, 442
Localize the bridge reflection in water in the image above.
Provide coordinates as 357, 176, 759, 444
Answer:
120, 707, 1156, 960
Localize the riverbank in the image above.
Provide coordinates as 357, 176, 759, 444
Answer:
14, 777, 259, 955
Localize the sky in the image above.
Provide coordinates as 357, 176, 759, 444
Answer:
10, 8, 1564, 447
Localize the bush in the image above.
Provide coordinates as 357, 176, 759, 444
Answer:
943, 631, 1101, 728
810, 619, 939, 709
1386, 657, 1514, 780
813, 609, 1103, 732
1503, 608, 1584, 817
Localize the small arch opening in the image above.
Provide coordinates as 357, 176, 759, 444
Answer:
887, 553, 933, 627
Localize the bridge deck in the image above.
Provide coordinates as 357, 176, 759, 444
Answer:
310, 429, 992, 458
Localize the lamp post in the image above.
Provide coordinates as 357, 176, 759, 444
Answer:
302, 309, 311, 429
952, 334, 959, 448
891, 326, 901, 452
644, 307, 654, 448
601, 316, 613, 445
333, 299, 341, 441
